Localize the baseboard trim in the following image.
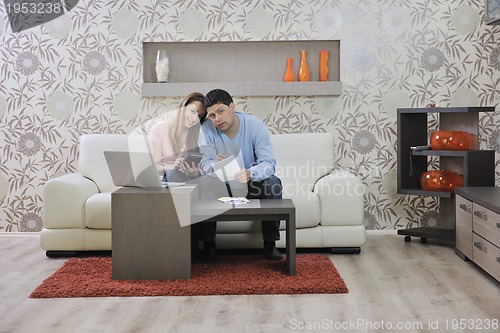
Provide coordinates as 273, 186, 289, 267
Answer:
0, 232, 40, 237
366, 229, 397, 235
1, 230, 398, 237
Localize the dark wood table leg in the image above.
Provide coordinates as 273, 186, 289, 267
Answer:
286, 210, 296, 276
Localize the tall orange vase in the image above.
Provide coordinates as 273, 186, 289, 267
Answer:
283, 57, 295, 82
320, 50, 329, 81
298, 50, 310, 82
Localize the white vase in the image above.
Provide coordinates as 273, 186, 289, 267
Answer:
155, 50, 169, 83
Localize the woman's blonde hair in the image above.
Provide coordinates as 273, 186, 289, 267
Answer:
168, 92, 206, 155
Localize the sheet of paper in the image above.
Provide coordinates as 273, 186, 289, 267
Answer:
213, 154, 242, 182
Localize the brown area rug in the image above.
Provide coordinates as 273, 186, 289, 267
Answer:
30, 254, 348, 298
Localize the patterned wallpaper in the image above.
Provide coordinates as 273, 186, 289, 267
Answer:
0, 0, 499, 232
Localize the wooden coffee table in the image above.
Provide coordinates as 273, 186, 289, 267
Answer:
112, 187, 296, 280
192, 199, 296, 276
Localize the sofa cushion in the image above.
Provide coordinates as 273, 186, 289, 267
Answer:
86, 193, 111, 229
285, 193, 320, 229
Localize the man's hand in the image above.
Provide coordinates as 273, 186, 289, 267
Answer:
216, 153, 228, 161
234, 169, 251, 183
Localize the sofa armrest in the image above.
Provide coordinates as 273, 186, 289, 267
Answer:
313, 169, 365, 226
43, 173, 99, 229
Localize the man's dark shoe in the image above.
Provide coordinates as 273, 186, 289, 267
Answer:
203, 241, 216, 261
263, 241, 283, 260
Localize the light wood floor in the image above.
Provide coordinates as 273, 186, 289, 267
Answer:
1, 234, 499, 333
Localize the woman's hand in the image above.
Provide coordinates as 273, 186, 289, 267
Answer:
173, 157, 185, 169
179, 161, 200, 177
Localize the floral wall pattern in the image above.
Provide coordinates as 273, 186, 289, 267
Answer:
0, 0, 499, 232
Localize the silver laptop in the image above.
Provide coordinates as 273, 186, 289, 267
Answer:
104, 150, 164, 189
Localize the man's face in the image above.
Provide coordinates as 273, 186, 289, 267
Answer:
206, 102, 237, 133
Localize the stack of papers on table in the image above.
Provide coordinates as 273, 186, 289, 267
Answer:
218, 197, 250, 204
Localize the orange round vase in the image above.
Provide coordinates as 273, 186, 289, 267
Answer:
420, 170, 464, 192
430, 130, 477, 150
298, 50, 310, 82
283, 57, 295, 82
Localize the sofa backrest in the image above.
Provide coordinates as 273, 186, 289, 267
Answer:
271, 133, 334, 195
78, 132, 335, 194
79, 134, 151, 193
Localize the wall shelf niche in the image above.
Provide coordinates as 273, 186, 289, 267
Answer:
142, 40, 341, 97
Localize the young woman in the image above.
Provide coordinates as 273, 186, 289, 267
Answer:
149, 92, 207, 182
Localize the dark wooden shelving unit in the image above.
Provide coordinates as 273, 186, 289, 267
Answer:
397, 106, 496, 243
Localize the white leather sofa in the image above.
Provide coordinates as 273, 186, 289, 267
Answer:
41, 133, 366, 256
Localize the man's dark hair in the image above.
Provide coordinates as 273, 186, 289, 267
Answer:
204, 89, 233, 108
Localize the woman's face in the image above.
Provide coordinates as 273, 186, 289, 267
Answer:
183, 101, 205, 128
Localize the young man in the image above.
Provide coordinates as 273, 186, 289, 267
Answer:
196, 88, 283, 260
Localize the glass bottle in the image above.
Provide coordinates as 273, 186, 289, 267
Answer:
298, 49, 310, 82
155, 50, 169, 83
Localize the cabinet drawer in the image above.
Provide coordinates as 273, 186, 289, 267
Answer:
472, 233, 500, 282
472, 203, 500, 246
455, 195, 473, 258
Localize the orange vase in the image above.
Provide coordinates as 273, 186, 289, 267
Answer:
298, 50, 310, 82
320, 50, 329, 81
430, 130, 475, 150
420, 170, 464, 192
283, 57, 295, 82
